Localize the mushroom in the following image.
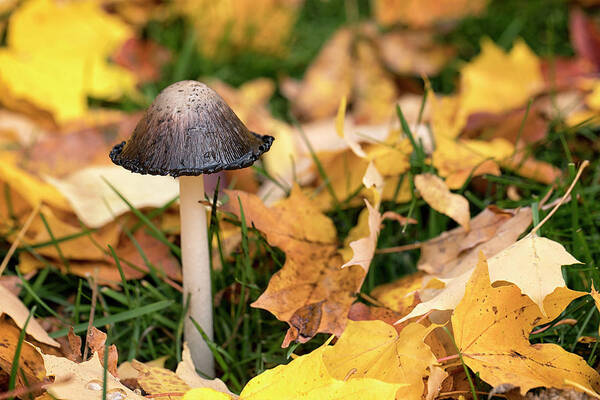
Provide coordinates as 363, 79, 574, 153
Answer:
109, 80, 273, 376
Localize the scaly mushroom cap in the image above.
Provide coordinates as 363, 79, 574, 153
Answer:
110, 80, 274, 177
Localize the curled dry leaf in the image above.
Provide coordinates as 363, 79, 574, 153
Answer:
397, 207, 533, 323
0, 284, 59, 347
341, 200, 381, 273
452, 254, 599, 395
414, 173, 470, 231
222, 186, 365, 346
418, 206, 532, 276
86, 327, 118, 377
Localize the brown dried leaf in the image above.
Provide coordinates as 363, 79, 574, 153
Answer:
222, 186, 365, 346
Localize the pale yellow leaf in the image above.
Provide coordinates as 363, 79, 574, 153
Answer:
46, 166, 179, 228
0, 285, 59, 347
42, 352, 145, 400
488, 234, 582, 315
414, 173, 470, 230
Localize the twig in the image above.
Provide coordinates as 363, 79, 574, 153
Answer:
530, 160, 589, 236
0, 203, 41, 276
531, 318, 578, 335
376, 242, 424, 254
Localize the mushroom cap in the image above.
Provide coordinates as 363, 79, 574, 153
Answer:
110, 80, 274, 177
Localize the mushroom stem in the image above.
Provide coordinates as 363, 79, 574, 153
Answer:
179, 175, 215, 377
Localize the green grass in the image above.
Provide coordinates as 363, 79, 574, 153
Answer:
2, 0, 600, 394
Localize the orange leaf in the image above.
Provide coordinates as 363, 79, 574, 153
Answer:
222, 186, 365, 346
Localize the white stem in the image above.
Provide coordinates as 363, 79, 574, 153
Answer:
179, 175, 214, 377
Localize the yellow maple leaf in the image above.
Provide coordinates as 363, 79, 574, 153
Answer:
0, 0, 136, 124
322, 320, 438, 400
452, 253, 599, 395
240, 321, 433, 399
240, 339, 404, 399
460, 39, 543, 116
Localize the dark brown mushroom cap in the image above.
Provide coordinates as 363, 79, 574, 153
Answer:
109, 80, 274, 177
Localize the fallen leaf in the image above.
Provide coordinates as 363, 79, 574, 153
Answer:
64, 327, 82, 362
112, 38, 171, 83
341, 200, 381, 273
592, 285, 600, 336
418, 206, 531, 276
322, 320, 438, 400
414, 173, 470, 230
0, 284, 59, 347
132, 359, 189, 400
183, 388, 233, 400
488, 234, 582, 315
86, 327, 118, 377
16, 206, 121, 261
0, 152, 70, 211
377, 31, 455, 76
46, 165, 179, 228
0, 0, 136, 124
370, 272, 425, 315
426, 366, 449, 400
43, 352, 145, 400
432, 136, 507, 189
284, 28, 353, 121
222, 186, 364, 346
373, 0, 487, 27
239, 329, 408, 399
0, 318, 47, 391
347, 303, 405, 332
570, 8, 600, 70
176, 0, 302, 58
20, 228, 181, 286
397, 207, 532, 322
176, 343, 233, 395
460, 39, 544, 116
452, 253, 600, 395
352, 38, 398, 124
